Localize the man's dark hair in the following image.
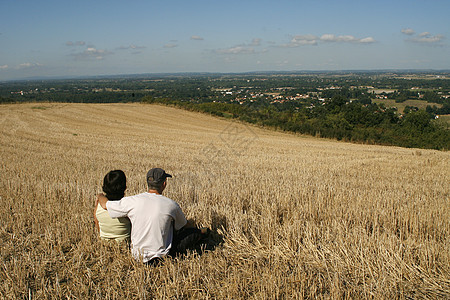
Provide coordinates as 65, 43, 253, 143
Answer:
147, 177, 165, 192
102, 170, 126, 200
146, 168, 171, 192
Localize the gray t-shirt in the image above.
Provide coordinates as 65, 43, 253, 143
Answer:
106, 192, 187, 262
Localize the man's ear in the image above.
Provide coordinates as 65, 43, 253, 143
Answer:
159, 180, 167, 193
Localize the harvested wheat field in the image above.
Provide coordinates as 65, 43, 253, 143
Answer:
1, 103, 449, 299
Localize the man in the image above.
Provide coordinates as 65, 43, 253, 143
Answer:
97, 167, 200, 264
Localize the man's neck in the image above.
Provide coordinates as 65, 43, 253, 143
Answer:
148, 189, 162, 195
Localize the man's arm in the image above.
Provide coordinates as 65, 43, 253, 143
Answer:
100, 195, 130, 218
97, 193, 108, 210
183, 219, 196, 229
179, 219, 209, 234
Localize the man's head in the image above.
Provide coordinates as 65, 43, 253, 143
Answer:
146, 168, 172, 193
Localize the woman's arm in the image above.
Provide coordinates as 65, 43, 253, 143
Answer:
97, 193, 108, 210
93, 196, 100, 232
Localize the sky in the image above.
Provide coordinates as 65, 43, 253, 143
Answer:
1, 0, 449, 81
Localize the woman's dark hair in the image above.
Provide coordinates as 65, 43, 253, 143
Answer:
102, 170, 126, 201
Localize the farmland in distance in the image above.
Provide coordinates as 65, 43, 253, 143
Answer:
0, 103, 449, 299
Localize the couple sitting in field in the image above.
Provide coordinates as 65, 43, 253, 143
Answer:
93, 168, 209, 265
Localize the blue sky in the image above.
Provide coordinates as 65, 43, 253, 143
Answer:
1, 0, 449, 80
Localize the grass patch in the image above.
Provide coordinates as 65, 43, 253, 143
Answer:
437, 114, 450, 124
373, 99, 442, 113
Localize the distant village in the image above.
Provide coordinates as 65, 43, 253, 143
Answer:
2, 72, 449, 119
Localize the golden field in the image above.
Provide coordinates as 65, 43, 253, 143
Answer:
0, 103, 449, 299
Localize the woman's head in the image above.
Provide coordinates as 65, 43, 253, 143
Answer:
102, 170, 126, 200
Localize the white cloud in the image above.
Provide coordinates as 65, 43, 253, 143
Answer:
279, 33, 374, 48
320, 34, 375, 43
17, 62, 43, 69
66, 41, 86, 46
411, 34, 444, 43
18, 63, 33, 68
191, 35, 204, 40
71, 47, 113, 60
360, 37, 376, 43
117, 44, 146, 50
292, 34, 318, 45
163, 43, 178, 48
215, 38, 263, 54
279, 42, 302, 48
215, 46, 255, 54
235, 38, 263, 47
401, 28, 445, 44
87, 48, 109, 57
0, 65, 8, 70
404, 30, 445, 44
276, 60, 289, 66
224, 56, 236, 63
279, 35, 318, 47
401, 28, 415, 35
249, 38, 261, 46
320, 34, 338, 42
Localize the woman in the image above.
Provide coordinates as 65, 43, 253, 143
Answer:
93, 170, 131, 242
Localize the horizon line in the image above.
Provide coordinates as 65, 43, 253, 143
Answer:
2, 68, 450, 83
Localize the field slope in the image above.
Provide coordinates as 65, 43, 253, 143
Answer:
1, 103, 449, 299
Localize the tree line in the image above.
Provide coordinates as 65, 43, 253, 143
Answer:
141, 95, 449, 150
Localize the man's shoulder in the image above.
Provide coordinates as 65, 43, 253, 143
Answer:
119, 192, 149, 202
123, 193, 179, 207
160, 194, 178, 204
160, 196, 182, 211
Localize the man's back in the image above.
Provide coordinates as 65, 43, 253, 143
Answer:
106, 192, 187, 262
